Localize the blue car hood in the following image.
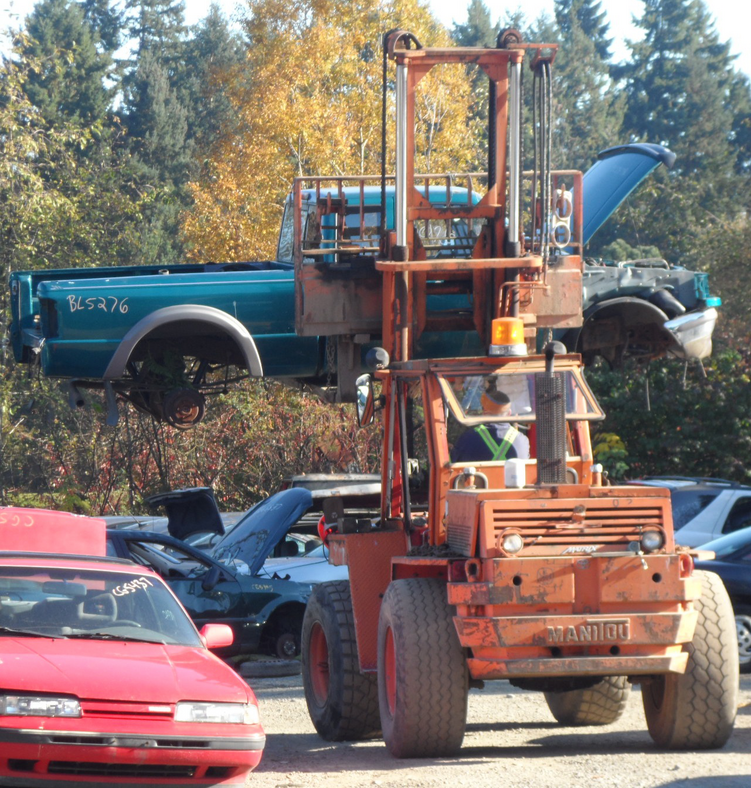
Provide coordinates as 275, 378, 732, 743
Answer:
582, 143, 676, 245
211, 487, 313, 575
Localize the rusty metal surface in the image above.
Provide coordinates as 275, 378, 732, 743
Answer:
295, 34, 696, 696
526, 267, 583, 328
391, 557, 450, 580
443, 486, 675, 560
447, 555, 700, 607
448, 486, 677, 558
330, 530, 409, 672
467, 653, 689, 680
293, 41, 583, 354
445, 492, 480, 555
454, 610, 698, 649
375, 257, 544, 272
442, 547, 701, 681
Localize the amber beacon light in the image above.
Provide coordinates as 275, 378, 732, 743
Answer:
489, 317, 527, 356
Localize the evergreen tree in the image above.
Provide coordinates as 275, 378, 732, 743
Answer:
119, 0, 190, 157
555, 0, 612, 61
118, 0, 193, 262
452, 0, 498, 48
618, 0, 739, 178
80, 0, 124, 54
729, 72, 751, 176
125, 49, 192, 184
122, 49, 192, 264
609, 0, 751, 259
125, 0, 187, 67
178, 5, 245, 155
552, 0, 623, 173
20, 0, 113, 125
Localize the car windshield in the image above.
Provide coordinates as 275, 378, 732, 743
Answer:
0, 565, 201, 646
671, 490, 721, 530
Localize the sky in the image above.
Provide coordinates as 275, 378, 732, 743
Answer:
1, 0, 750, 77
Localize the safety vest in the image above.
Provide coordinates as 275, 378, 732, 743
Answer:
475, 424, 519, 461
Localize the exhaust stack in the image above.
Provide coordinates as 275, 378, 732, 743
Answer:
535, 341, 567, 484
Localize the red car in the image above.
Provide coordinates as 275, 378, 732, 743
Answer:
0, 507, 265, 786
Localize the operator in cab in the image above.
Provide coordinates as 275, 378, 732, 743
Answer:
451, 385, 530, 463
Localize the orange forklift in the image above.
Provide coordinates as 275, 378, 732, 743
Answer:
296, 30, 738, 757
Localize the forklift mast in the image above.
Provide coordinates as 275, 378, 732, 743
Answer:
293, 30, 584, 382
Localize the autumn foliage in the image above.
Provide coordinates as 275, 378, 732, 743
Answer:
5, 0, 751, 514
182, 0, 479, 261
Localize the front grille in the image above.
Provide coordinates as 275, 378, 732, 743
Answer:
446, 521, 473, 556
49, 762, 196, 778
49, 735, 111, 745
156, 739, 211, 748
484, 498, 665, 552
9, 760, 35, 773
80, 700, 173, 719
46, 734, 212, 748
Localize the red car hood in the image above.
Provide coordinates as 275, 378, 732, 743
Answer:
2, 637, 250, 704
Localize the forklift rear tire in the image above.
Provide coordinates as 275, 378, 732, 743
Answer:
301, 581, 380, 741
544, 676, 630, 726
642, 570, 738, 749
377, 578, 468, 758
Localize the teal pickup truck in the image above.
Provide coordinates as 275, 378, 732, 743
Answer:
8, 144, 720, 427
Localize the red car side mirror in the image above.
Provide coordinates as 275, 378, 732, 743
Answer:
199, 623, 234, 650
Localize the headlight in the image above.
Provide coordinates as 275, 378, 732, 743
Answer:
641, 530, 665, 553
501, 532, 524, 555
174, 702, 259, 725
0, 695, 81, 717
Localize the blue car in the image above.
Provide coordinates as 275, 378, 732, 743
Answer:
694, 526, 751, 673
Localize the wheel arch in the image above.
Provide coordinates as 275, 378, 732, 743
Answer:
260, 599, 307, 657
562, 296, 672, 361
261, 599, 307, 634
103, 305, 264, 379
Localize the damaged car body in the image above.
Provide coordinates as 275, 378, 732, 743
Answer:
8, 144, 720, 426
107, 488, 316, 659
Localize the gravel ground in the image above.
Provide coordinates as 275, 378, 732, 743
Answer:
246, 673, 751, 788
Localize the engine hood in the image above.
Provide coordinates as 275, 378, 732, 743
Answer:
1, 637, 249, 704
211, 487, 313, 575
582, 143, 675, 244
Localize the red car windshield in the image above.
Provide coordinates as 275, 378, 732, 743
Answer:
0, 565, 201, 646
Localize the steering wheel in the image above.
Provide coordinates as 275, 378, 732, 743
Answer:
317, 515, 338, 547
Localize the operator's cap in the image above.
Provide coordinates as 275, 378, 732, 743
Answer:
483, 381, 510, 406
